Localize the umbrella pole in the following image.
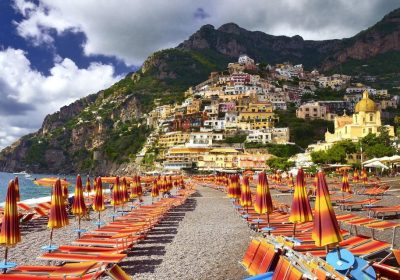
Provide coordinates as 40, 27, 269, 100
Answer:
78, 216, 81, 238
336, 245, 342, 260
49, 228, 54, 249
97, 211, 101, 229
2, 247, 8, 273
292, 223, 296, 238
113, 205, 116, 221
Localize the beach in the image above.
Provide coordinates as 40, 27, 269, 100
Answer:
2, 176, 400, 279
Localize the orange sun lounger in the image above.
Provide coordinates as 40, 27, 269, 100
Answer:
38, 252, 126, 263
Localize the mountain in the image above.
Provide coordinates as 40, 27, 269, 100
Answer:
1, 8, 400, 174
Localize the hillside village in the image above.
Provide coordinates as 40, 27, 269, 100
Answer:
137, 55, 398, 172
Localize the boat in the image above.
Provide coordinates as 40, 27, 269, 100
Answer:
13, 171, 28, 175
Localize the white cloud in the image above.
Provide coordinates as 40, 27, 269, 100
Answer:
12, 0, 400, 65
0, 48, 121, 149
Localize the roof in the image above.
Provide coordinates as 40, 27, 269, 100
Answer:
168, 147, 210, 154
355, 91, 377, 113
210, 147, 239, 154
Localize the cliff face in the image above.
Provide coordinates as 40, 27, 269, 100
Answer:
1, 8, 400, 174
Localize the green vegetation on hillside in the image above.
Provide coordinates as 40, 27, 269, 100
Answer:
275, 106, 333, 148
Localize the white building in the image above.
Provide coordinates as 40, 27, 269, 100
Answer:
238, 55, 255, 66
272, 101, 287, 111
204, 119, 225, 131
188, 132, 224, 147
245, 128, 290, 144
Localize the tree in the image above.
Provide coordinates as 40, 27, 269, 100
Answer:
267, 157, 294, 171
310, 140, 357, 164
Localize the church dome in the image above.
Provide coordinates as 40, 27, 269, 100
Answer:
355, 90, 377, 113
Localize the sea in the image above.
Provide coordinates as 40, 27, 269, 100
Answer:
0, 171, 77, 204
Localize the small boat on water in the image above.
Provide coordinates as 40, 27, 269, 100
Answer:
13, 171, 28, 175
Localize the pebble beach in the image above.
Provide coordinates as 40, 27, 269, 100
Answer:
2, 176, 400, 279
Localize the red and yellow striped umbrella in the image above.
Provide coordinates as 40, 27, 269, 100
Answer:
111, 177, 122, 206
34, 178, 70, 187
85, 176, 91, 193
92, 177, 105, 212
48, 179, 69, 229
289, 168, 313, 224
14, 177, 20, 202
353, 169, 359, 183
288, 173, 294, 192
72, 175, 86, 217
136, 176, 143, 196
361, 168, 368, 184
240, 176, 252, 207
120, 177, 129, 203
254, 172, 273, 215
0, 180, 21, 246
341, 172, 351, 193
62, 180, 69, 200
312, 171, 343, 247
232, 174, 241, 199
151, 179, 159, 198
130, 176, 141, 199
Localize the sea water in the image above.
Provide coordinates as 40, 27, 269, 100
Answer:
0, 172, 76, 204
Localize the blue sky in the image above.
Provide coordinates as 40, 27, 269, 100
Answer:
0, 0, 399, 149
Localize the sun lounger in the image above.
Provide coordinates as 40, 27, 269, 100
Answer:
247, 241, 279, 276
308, 238, 390, 258
367, 205, 400, 219
38, 252, 126, 263
4, 261, 130, 280
341, 198, 381, 210
270, 256, 303, 280
372, 248, 400, 280
241, 239, 261, 269
3, 262, 103, 279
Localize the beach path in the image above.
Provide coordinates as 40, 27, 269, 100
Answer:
120, 185, 252, 280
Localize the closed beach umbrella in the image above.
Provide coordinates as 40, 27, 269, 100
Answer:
361, 168, 368, 184
341, 172, 351, 193
136, 176, 143, 196
232, 174, 241, 200
151, 179, 159, 202
130, 176, 140, 199
353, 169, 359, 183
120, 177, 129, 203
72, 175, 87, 237
47, 179, 69, 250
289, 168, 313, 236
111, 177, 122, 206
312, 171, 343, 247
288, 173, 294, 192
92, 177, 105, 229
254, 172, 273, 225
62, 182, 69, 200
14, 177, 20, 202
240, 176, 252, 208
85, 176, 91, 193
92, 177, 105, 212
0, 180, 21, 268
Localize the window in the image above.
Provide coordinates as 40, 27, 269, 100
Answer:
369, 114, 373, 122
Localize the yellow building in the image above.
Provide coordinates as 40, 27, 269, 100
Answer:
187, 99, 202, 114
158, 131, 190, 148
164, 147, 210, 170
238, 102, 275, 122
325, 90, 394, 143
197, 147, 239, 170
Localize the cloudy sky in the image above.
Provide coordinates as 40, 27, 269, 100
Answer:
0, 0, 399, 149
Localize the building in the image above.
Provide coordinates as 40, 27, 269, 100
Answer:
325, 91, 395, 143
238, 102, 274, 122
296, 102, 327, 120
238, 55, 255, 66
245, 128, 290, 144
188, 132, 224, 147
163, 147, 210, 170
203, 119, 225, 131
237, 154, 269, 170
197, 147, 239, 170
158, 131, 190, 148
